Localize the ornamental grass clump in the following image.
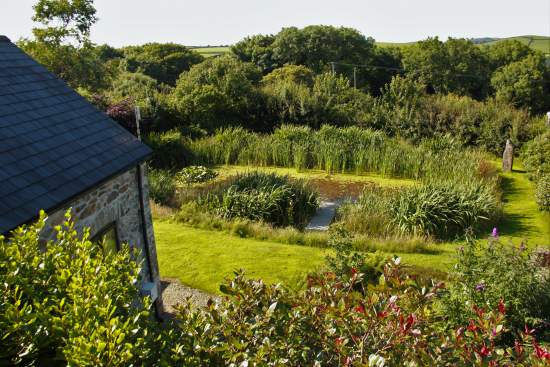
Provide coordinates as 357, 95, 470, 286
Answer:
199, 171, 319, 228
339, 181, 500, 240
389, 182, 500, 239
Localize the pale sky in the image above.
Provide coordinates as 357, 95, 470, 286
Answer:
2, 0, 549, 47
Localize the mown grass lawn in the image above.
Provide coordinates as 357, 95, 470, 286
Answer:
155, 222, 327, 294
154, 165, 548, 293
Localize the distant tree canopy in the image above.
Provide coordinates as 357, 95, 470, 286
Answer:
231, 25, 398, 94
120, 43, 204, 86
170, 55, 264, 131
491, 54, 549, 112
402, 37, 489, 99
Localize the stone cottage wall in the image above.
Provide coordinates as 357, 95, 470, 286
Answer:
40, 164, 161, 309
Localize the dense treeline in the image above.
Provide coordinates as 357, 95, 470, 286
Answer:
19, 1, 549, 152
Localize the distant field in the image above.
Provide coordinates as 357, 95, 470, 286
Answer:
190, 35, 549, 57
190, 46, 230, 58
483, 36, 550, 54
376, 35, 550, 54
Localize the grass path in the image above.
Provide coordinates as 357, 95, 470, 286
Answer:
499, 168, 549, 246
155, 166, 548, 293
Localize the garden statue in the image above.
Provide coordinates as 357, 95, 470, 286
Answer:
502, 139, 514, 173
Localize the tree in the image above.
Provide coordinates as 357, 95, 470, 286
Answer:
262, 64, 315, 86
20, 0, 108, 91
484, 39, 535, 71
120, 43, 204, 86
491, 54, 548, 112
170, 55, 265, 131
18, 39, 108, 91
32, 0, 97, 45
231, 34, 277, 73
402, 37, 489, 99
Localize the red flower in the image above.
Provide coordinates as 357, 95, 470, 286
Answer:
377, 310, 388, 319
354, 304, 365, 314
498, 299, 506, 314
351, 267, 357, 275
478, 344, 490, 358
533, 341, 550, 360
467, 319, 478, 332
402, 314, 415, 332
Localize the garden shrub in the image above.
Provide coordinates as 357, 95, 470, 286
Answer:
199, 171, 319, 228
168, 259, 550, 366
0, 212, 163, 366
440, 236, 550, 340
144, 129, 192, 169
522, 131, 550, 182
174, 165, 218, 185
535, 174, 550, 211
3, 216, 550, 365
147, 168, 176, 205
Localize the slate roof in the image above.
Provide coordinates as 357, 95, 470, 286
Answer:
0, 36, 152, 235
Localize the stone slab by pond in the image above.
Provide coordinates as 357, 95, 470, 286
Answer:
305, 200, 341, 231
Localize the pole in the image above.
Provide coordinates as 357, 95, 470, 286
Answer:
134, 105, 142, 140
353, 67, 357, 89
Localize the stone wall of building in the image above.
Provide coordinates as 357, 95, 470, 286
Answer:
40, 164, 162, 309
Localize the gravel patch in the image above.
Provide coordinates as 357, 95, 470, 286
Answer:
161, 278, 220, 318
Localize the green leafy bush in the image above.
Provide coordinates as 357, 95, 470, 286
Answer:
168, 259, 550, 365
147, 168, 176, 205
535, 174, 550, 211
440, 237, 550, 339
144, 129, 192, 169
522, 131, 550, 182
0, 212, 162, 366
175, 165, 218, 185
199, 171, 319, 227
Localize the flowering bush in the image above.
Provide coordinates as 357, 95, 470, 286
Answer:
168, 260, 550, 366
175, 165, 218, 185
3, 216, 550, 366
440, 235, 550, 341
535, 174, 550, 211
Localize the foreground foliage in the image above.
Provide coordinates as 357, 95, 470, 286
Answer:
2, 216, 550, 366
0, 212, 162, 366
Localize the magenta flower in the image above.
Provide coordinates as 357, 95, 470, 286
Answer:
475, 283, 486, 292
491, 227, 498, 238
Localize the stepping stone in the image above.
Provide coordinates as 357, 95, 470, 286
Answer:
306, 201, 340, 231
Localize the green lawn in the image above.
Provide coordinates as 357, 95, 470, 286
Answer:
155, 166, 548, 293
155, 223, 326, 294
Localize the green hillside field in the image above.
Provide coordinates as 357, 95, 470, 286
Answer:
189, 35, 549, 57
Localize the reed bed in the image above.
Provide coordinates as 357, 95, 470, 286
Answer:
189, 125, 492, 185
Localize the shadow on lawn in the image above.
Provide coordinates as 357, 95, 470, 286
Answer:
497, 174, 537, 239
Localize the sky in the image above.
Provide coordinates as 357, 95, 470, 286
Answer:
2, 0, 549, 47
